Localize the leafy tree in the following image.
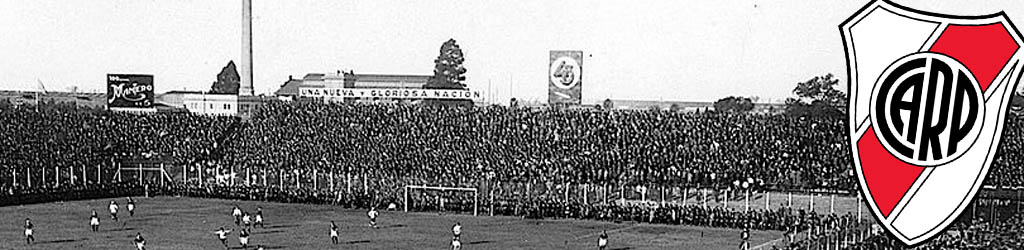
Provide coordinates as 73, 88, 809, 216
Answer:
785, 73, 846, 117
424, 39, 467, 89
714, 96, 754, 112
423, 39, 471, 107
210, 61, 240, 94
669, 103, 681, 112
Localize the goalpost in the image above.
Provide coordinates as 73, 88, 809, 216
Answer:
404, 185, 479, 216
113, 162, 173, 187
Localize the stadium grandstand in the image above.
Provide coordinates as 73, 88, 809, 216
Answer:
2, 100, 1023, 249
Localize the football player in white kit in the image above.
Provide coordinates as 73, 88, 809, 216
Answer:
254, 206, 264, 228
232, 206, 243, 226
367, 207, 379, 229
451, 236, 462, 250
134, 232, 146, 250
24, 218, 34, 245
242, 212, 252, 229
238, 229, 250, 249
109, 200, 120, 222
598, 230, 608, 250
126, 197, 136, 217
214, 227, 232, 249
330, 221, 340, 244
90, 210, 100, 232
452, 222, 462, 241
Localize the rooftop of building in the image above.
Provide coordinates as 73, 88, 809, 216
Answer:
294, 71, 431, 82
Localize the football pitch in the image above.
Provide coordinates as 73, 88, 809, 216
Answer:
0, 196, 782, 250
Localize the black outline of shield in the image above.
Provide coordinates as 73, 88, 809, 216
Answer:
840, 0, 1024, 246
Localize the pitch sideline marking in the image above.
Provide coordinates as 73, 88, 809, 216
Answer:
749, 237, 785, 250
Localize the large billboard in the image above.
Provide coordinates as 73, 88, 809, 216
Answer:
548, 50, 583, 105
300, 87, 482, 100
107, 74, 154, 109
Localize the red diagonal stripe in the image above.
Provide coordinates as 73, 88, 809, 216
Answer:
858, 127, 925, 218
929, 23, 1019, 92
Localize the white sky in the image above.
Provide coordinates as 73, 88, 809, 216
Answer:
0, 0, 1021, 104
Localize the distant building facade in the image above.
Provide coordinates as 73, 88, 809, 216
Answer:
275, 71, 437, 104
156, 91, 262, 117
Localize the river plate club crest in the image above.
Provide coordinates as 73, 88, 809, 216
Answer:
841, 0, 1023, 245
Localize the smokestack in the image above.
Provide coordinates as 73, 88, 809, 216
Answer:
239, 0, 254, 96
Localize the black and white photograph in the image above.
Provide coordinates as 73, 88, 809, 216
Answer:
1, 0, 1024, 249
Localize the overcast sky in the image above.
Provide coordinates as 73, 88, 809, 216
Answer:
0, 0, 1021, 104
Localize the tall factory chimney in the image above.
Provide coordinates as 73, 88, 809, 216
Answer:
239, 0, 254, 96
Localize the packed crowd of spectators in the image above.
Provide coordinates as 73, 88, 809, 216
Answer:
222, 101, 854, 192
220, 101, 1024, 191
0, 105, 237, 185
9, 101, 1024, 194
838, 211, 1024, 250
0, 182, 143, 206
5, 101, 1024, 247
989, 115, 1024, 187
156, 184, 384, 209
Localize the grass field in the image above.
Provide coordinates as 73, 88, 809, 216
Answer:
0, 196, 783, 250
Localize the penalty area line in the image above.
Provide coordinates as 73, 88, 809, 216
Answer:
750, 237, 785, 250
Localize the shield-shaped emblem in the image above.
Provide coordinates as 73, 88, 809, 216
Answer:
841, 0, 1023, 245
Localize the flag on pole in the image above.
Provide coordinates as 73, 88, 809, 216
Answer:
34, 79, 47, 109
36, 79, 48, 95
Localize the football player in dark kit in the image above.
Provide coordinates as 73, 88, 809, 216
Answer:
739, 223, 750, 250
